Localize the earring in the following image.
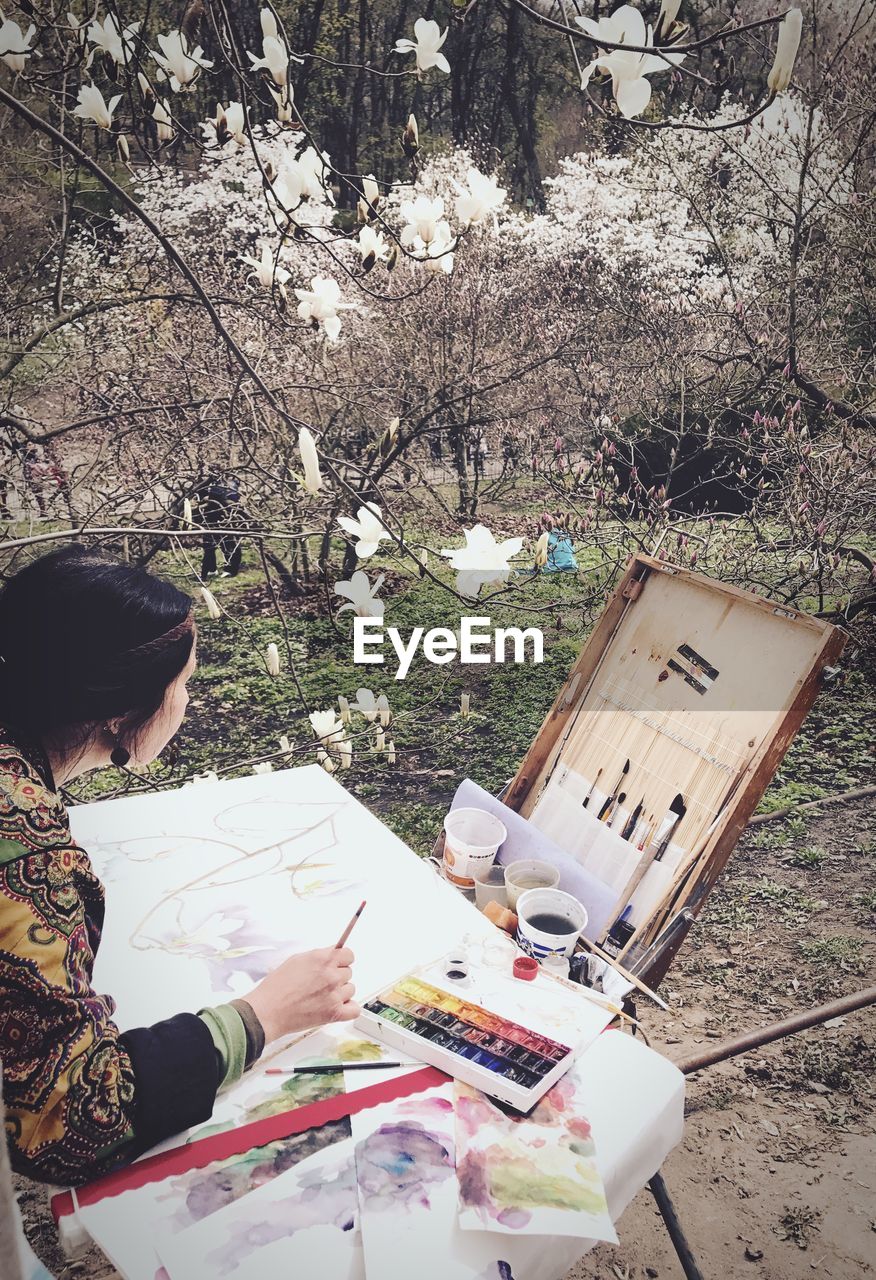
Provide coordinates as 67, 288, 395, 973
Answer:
106, 725, 131, 768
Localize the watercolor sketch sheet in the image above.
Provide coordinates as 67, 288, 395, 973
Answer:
350, 1081, 614, 1280
76, 1026, 414, 1280
68, 765, 496, 1031
454, 1071, 617, 1240
157, 1137, 363, 1280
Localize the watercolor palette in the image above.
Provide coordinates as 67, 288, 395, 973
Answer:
356, 961, 609, 1109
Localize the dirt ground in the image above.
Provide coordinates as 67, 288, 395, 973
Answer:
576, 794, 876, 1280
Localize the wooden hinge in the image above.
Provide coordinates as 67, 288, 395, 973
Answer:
622, 579, 644, 601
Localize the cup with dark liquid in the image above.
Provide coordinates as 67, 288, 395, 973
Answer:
515, 888, 588, 960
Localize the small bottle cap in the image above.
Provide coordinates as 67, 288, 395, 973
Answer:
513, 955, 539, 981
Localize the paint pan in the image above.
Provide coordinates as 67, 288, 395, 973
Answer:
358, 974, 575, 1110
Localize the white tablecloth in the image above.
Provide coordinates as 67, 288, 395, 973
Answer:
53, 770, 684, 1276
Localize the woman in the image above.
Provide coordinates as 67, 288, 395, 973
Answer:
0, 545, 358, 1186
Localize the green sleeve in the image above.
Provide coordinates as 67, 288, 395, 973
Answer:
198, 1004, 247, 1091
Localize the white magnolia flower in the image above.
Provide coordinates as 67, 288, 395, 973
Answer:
206, 101, 247, 146
298, 427, 322, 495
87, 14, 140, 66
394, 17, 450, 74
439, 524, 524, 596
353, 688, 379, 721
375, 693, 391, 727
68, 11, 88, 47
656, 0, 682, 39
334, 570, 385, 619
400, 194, 445, 247
252, 761, 274, 775
337, 738, 353, 770
241, 243, 290, 292
72, 83, 121, 130
338, 695, 352, 725
534, 531, 550, 568
200, 586, 221, 619
265, 642, 281, 676
576, 4, 685, 119
0, 13, 36, 71
269, 84, 294, 122
402, 113, 419, 158
373, 728, 386, 753
279, 735, 294, 758
295, 276, 353, 343
183, 497, 193, 525
187, 770, 220, 786
361, 173, 380, 208
309, 708, 345, 743
453, 168, 507, 226
386, 739, 396, 765
296, 146, 334, 202
152, 29, 213, 92
247, 33, 300, 87
768, 8, 803, 93
423, 222, 456, 275
260, 7, 278, 39
460, 692, 471, 718
337, 502, 390, 558
153, 98, 174, 142
358, 225, 388, 271
317, 746, 338, 774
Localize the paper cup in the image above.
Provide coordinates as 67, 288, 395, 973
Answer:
474, 863, 508, 911
504, 859, 560, 910
515, 888, 588, 960
442, 807, 507, 888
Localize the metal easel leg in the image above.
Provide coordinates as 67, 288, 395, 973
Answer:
648, 1172, 705, 1280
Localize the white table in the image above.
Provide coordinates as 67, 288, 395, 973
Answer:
53, 770, 684, 1277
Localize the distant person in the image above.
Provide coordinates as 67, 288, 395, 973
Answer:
196, 469, 244, 578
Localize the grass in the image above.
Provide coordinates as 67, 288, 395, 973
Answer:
797, 935, 868, 974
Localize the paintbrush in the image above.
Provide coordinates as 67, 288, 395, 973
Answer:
265, 1062, 403, 1075
582, 768, 603, 809
654, 794, 686, 861
597, 758, 630, 820
605, 792, 627, 826
599, 795, 686, 946
335, 900, 366, 948
620, 797, 644, 842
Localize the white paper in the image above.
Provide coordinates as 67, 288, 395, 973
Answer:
158, 1138, 363, 1280
69, 766, 495, 1030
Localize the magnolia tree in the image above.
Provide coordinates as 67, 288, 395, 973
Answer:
0, 0, 873, 790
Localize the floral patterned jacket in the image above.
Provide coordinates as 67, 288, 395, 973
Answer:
0, 727, 219, 1186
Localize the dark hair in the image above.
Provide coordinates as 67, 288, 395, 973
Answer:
0, 544, 194, 759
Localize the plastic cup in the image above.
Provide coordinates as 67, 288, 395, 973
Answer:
474, 863, 508, 911
515, 888, 588, 960
442, 807, 507, 888
504, 858, 560, 910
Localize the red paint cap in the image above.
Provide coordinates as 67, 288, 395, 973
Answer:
513, 955, 539, 981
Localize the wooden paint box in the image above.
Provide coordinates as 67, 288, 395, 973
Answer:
496, 556, 846, 983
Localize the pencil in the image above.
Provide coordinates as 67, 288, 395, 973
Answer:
265, 1062, 403, 1075
335, 900, 366, 948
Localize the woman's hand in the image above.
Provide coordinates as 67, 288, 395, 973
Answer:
246, 946, 359, 1045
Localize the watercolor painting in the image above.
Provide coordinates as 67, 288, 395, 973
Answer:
454, 1069, 617, 1242
69, 765, 494, 1032
351, 1084, 522, 1280
157, 1139, 362, 1280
